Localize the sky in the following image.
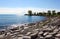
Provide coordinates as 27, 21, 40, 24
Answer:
0, 0, 60, 15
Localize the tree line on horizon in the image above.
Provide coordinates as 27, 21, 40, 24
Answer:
25, 10, 60, 16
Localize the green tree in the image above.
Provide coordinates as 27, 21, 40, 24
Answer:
34, 12, 36, 15
28, 10, 32, 16
52, 10, 56, 16
47, 10, 51, 16
57, 12, 60, 16
43, 12, 47, 16
38, 12, 43, 16
37, 12, 39, 16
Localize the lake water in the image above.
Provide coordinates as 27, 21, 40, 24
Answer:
0, 14, 46, 29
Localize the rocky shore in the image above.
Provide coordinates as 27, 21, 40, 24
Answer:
0, 17, 60, 39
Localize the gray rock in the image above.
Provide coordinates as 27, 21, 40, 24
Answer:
38, 31, 43, 35
49, 32, 57, 35
42, 28, 53, 32
18, 37, 23, 39
53, 29, 59, 32
55, 34, 60, 37
25, 32, 32, 36
43, 32, 49, 36
39, 36, 44, 39
17, 34, 23, 37
45, 34, 52, 38
55, 37, 60, 39
30, 32, 38, 39
23, 36, 31, 39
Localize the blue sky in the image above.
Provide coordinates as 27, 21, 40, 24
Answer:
0, 0, 60, 9
0, 0, 60, 14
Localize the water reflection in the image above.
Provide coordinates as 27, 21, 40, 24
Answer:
27, 16, 32, 23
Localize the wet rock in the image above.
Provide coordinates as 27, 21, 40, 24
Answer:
28, 23, 35, 26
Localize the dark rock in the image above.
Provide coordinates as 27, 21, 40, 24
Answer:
38, 31, 43, 36
28, 23, 35, 26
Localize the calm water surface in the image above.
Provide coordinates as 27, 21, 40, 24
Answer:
0, 14, 46, 29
